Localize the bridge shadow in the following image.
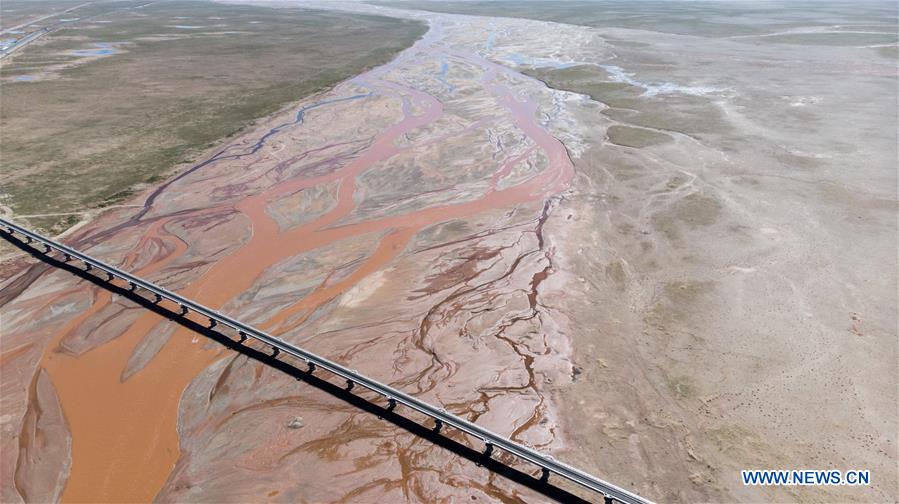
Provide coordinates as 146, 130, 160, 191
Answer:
3, 232, 592, 504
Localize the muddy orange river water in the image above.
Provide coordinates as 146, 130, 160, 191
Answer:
4, 20, 575, 502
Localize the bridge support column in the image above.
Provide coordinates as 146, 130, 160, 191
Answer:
345, 380, 355, 391
106, 272, 115, 281
83, 262, 92, 271
238, 331, 248, 343
604, 495, 614, 504
25, 236, 32, 243
64, 253, 71, 262
387, 398, 397, 411
307, 362, 316, 373
271, 347, 280, 357
208, 318, 217, 329
153, 293, 162, 303
433, 419, 443, 433
129, 282, 137, 292
180, 305, 188, 316
540, 468, 550, 484
43, 244, 51, 254
483, 442, 493, 458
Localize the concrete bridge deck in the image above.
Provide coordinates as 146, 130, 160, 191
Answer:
0, 217, 652, 504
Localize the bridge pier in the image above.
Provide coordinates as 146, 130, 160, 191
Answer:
540, 468, 550, 484
153, 293, 162, 304
271, 347, 280, 357
43, 243, 51, 254
387, 398, 397, 411
483, 442, 494, 458
307, 362, 316, 374
604, 495, 615, 504
345, 379, 355, 391
180, 305, 188, 316
433, 419, 443, 433
106, 272, 114, 281
83, 262, 92, 271
129, 282, 137, 292
238, 331, 248, 343
208, 318, 217, 329
64, 253, 72, 262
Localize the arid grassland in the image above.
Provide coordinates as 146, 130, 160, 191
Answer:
0, 0, 895, 502
0, 1, 425, 233
1, 0, 88, 31
374, 0, 899, 40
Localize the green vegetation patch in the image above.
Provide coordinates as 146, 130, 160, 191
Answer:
606, 125, 672, 148
878, 45, 899, 59
666, 374, 697, 400
523, 65, 729, 136
0, 1, 425, 233
523, 66, 642, 109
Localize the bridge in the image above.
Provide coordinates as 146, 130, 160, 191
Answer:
1, 217, 652, 504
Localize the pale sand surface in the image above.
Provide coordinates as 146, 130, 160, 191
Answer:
1, 1, 896, 503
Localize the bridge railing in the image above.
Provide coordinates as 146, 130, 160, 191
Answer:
1, 217, 652, 504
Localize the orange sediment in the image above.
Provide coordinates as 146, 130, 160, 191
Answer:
36, 221, 215, 502
41, 83, 448, 503
29, 42, 575, 502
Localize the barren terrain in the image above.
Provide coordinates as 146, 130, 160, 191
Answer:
0, 1, 424, 234
1, 1, 896, 503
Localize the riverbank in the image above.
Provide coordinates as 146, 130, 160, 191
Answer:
0, 0, 426, 235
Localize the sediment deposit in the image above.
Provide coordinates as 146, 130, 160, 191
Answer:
1, 1, 896, 502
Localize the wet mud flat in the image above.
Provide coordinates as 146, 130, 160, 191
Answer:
2, 1, 897, 503
2, 9, 584, 503
451, 4, 896, 503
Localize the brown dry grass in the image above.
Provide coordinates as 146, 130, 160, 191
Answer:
0, 0, 425, 233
